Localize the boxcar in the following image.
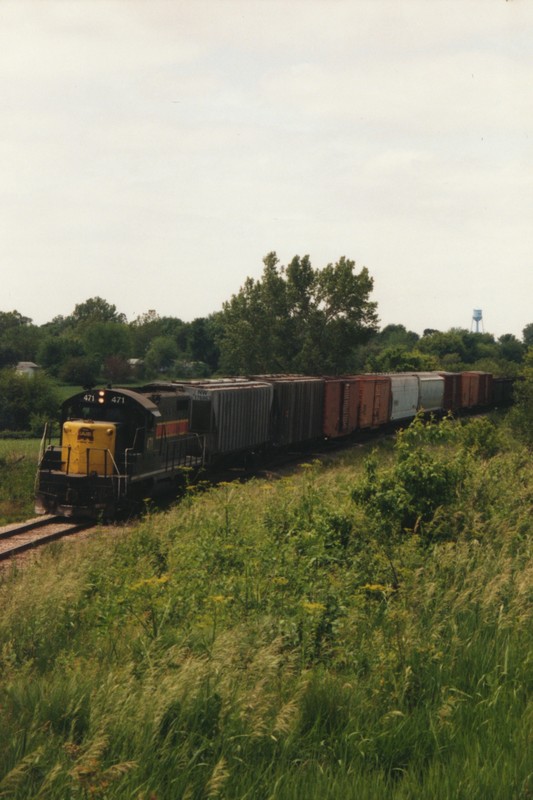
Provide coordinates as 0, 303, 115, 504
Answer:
357, 375, 392, 428
477, 372, 493, 406
414, 373, 445, 412
460, 372, 479, 408
439, 372, 462, 412
322, 377, 360, 438
251, 375, 325, 446
389, 374, 419, 421
492, 376, 515, 407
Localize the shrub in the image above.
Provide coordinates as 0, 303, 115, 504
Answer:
353, 416, 466, 541
0, 369, 60, 432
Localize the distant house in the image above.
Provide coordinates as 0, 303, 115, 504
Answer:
15, 361, 41, 377
127, 358, 144, 378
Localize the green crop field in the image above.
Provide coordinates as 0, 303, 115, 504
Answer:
0, 414, 531, 799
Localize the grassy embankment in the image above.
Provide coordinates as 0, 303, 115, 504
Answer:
0, 414, 531, 799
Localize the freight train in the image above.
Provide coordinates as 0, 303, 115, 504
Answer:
34, 371, 514, 519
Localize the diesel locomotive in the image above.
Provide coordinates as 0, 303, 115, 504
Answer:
34, 371, 514, 519
35, 384, 201, 519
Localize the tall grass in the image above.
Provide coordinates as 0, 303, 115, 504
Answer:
0, 439, 41, 524
0, 416, 531, 798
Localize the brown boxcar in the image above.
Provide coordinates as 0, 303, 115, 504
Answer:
251, 375, 325, 446
322, 377, 360, 438
460, 371, 493, 408
439, 372, 462, 412
357, 375, 392, 428
477, 372, 493, 405
460, 371, 480, 408
492, 376, 515, 407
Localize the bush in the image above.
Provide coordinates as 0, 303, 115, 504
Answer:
353, 416, 466, 541
58, 356, 98, 386
510, 348, 533, 445
0, 369, 60, 432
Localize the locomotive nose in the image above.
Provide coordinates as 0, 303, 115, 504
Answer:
61, 421, 117, 476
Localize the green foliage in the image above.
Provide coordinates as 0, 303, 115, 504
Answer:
70, 296, 127, 327
498, 332, 525, 363
0, 418, 531, 798
82, 322, 132, 364
353, 415, 464, 540
413, 327, 524, 373
0, 439, 41, 523
103, 356, 132, 383
0, 369, 60, 432
510, 347, 533, 445
364, 344, 437, 372
217, 252, 378, 374
58, 356, 99, 386
522, 322, 533, 348
144, 335, 179, 373
36, 335, 86, 377
0, 310, 40, 364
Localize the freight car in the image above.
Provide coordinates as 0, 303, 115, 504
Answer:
34, 370, 513, 519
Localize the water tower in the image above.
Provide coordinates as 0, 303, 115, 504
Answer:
471, 309, 484, 333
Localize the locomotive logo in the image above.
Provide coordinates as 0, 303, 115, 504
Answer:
77, 427, 94, 442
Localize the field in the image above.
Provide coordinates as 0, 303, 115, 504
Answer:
0, 414, 531, 799
0, 439, 43, 525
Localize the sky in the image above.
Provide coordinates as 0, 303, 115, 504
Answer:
1, 0, 532, 339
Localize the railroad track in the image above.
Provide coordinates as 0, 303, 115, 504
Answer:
0, 517, 94, 562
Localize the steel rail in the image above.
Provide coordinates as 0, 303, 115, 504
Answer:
0, 518, 94, 562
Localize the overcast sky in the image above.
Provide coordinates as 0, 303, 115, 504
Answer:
1, 0, 532, 338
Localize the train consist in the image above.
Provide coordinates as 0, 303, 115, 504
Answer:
35, 371, 513, 519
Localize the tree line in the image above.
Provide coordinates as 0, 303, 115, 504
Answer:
0, 251, 532, 432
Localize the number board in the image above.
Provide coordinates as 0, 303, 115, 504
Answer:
81, 391, 126, 405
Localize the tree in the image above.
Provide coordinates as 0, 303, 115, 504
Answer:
36, 336, 86, 377
129, 311, 186, 357
0, 310, 40, 362
511, 347, 533, 444
0, 369, 59, 432
70, 297, 127, 328
103, 356, 132, 383
365, 346, 437, 373
59, 357, 99, 386
186, 316, 220, 371
522, 323, 533, 348
217, 252, 378, 374
378, 324, 420, 349
144, 336, 179, 374
417, 328, 498, 366
83, 322, 132, 365
498, 333, 524, 364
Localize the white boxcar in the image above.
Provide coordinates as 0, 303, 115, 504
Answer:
416, 373, 445, 412
389, 374, 419, 421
